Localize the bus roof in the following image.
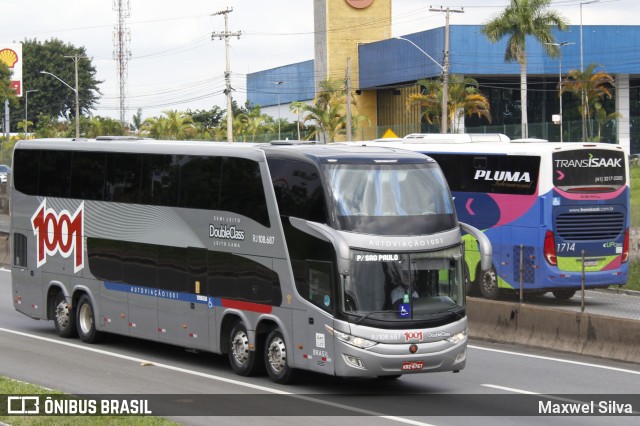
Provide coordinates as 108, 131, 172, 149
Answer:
15, 138, 436, 163
358, 136, 626, 156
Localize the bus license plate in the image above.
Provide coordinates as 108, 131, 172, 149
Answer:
401, 361, 424, 371
583, 260, 598, 267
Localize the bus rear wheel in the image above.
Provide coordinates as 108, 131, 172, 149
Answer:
228, 321, 260, 376
552, 289, 576, 300
76, 294, 103, 343
53, 292, 77, 338
264, 328, 297, 384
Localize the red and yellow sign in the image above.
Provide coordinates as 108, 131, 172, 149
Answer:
0, 43, 23, 96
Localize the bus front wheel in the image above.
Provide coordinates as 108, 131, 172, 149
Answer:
479, 267, 500, 300
228, 321, 260, 376
76, 294, 103, 343
264, 328, 297, 384
53, 292, 77, 338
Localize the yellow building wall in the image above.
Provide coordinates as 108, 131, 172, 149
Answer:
315, 0, 391, 136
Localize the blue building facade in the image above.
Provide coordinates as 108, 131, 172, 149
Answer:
247, 25, 640, 151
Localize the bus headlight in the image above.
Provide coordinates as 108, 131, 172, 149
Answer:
446, 330, 467, 345
327, 326, 377, 349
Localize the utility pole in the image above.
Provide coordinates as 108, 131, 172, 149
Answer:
64, 54, 82, 139
212, 8, 242, 142
429, 6, 464, 134
345, 57, 352, 142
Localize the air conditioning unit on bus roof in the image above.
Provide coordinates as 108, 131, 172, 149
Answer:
510, 138, 549, 143
402, 133, 510, 143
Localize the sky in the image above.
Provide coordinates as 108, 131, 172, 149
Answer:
0, 0, 635, 123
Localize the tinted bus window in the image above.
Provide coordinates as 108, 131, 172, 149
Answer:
70, 151, 106, 200
220, 158, 270, 227
178, 155, 222, 210
157, 245, 189, 292
105, 153, 142, 203
429, 153, 540, 195
140, 154, 180, 207
13, 149, 40, 195
267, 158, 327, 223
39, 150, 72, 198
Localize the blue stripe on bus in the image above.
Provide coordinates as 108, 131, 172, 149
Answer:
103, 281, 219, 308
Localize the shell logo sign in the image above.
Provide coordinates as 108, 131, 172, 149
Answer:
0, 43, 23, 96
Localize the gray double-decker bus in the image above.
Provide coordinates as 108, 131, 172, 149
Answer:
11, 138, 488, 383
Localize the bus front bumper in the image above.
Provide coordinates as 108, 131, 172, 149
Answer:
333, 337, 467, 378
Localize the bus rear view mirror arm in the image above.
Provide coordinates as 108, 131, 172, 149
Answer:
459, 222, 492, 272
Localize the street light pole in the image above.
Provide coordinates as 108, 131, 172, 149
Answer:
271, 81, 284, 139
24, 89, 39, 136
40, 68, 80, 139
546, 42, 573, 142
395, 36, 447, 133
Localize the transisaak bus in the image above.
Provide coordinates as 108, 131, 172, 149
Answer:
360, 134, 630, 300
10, 138, 489, 383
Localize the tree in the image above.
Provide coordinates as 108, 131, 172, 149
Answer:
84, 116, 126, 138
131, 108, 143, 132
141, 110, 195, 140
406, 75, 492, 132
289, 101, 307, 140
20, 38, 102, 128
560, 63, 615, 141
187, 106, 225, 132
482, 0, 568, 138
298, 78, 363, 143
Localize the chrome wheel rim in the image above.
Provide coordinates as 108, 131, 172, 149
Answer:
231, 329, 250, 366
267, 336, 287, 373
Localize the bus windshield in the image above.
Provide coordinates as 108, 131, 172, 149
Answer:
341, 246, 464, 322
324, 162, 456, 235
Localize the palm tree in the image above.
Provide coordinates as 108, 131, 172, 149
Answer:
593, 101, 621, 142
289, 101, 306, 140
560, 63, 615, 141
482, 0, 568, 138
299, 78, 363, 143
407, 75, 492, 132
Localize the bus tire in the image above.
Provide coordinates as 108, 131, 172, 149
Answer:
228, 321, 260, 376
76, 294, 103, 343
478, 267, 500, 300
264, 328, 297, 384
53, 291, 77, 338
377, 374, 402, 381
552, 289, 576, 300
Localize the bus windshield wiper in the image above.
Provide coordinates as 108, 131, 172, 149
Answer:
352, 310, 393, 324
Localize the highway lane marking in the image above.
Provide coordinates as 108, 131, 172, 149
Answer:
469, 344, 640, 375
0, 327, 435, 426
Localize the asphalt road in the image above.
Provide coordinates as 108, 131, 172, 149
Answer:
1, 269, 639, 426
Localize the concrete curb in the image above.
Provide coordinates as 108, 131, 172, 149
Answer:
467, 297, 640, 364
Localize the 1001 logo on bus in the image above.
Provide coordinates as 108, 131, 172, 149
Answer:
31, 200, 85, 273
